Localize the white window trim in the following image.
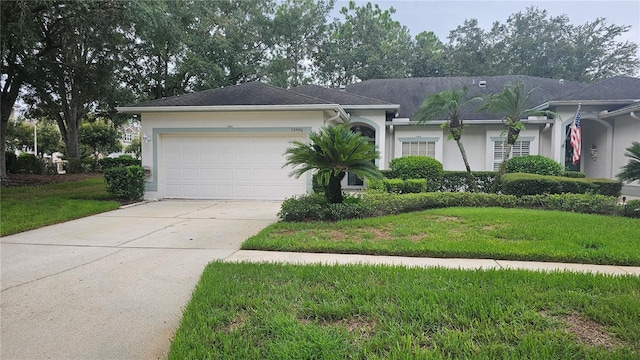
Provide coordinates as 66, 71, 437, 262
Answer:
490, 136, 535, 171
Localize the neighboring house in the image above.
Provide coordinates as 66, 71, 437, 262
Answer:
117, 76, 640, 201
108, 121, 141, 158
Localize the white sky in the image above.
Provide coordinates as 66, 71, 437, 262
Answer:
333, 0, 640, 49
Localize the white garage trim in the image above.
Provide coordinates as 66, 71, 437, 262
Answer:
147, 127, 311, 200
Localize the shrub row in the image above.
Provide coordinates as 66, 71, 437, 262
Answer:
279, 192, 636, 222
369, 171, 498, 194
500, 173, 622, 197
5, 152, 47, 174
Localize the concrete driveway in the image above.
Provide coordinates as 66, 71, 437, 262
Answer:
1, 200, 281, 360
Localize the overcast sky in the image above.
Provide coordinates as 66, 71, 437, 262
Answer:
332, 0, 640, 45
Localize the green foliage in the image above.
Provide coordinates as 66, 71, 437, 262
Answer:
317, 1, 413, 85
5, 151, 18, 173
16, 153, 44, 174
617, 141, 640, 183
500, 173, 622, 197
103, 165, 145, 201
562, 171, 586, 178
623, 199, 640, 218
504, 155, 564, 176
440, 171, 497, 193
5, 121, 33, 151
279, 193, 369, 222
98, 157, 142, 171
479, 83, 556, 172
124, 135, 141, 159
79, 120, 122, 158
443, 6, 639, 81
279, 190, 636, 222
284, 124, 382, 204
389, 156, 443, 180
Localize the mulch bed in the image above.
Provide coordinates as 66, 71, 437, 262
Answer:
1, 173, 104, 187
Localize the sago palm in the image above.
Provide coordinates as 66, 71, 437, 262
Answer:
284, 123, 382, 203
414, 87, 479, 192
617, 141, 640, 183
479, 82, 556, 174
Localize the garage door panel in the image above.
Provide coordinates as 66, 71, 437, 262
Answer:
160, 134, 306, 200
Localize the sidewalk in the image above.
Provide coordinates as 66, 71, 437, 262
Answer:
224, 250, 640, 276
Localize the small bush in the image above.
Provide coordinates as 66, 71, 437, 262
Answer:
504, 155, 564, 176
278, 193, 370, 222
562, 171, 586, 178
103, 165, 145, 201
5, 152, 18, 173
16, 153, 44, 174
65, 158, 84, 174
388, 156, 444, 181
405, 179, 427, 193
622, 199, 640, 218
98, 157, 142, 171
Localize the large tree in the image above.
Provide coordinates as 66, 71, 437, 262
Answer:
413, 88, 478, 192
479, 82, 556, 174
1, 1, 53, 178
265, 0, 334, 88
20, 1, 135, 163
317, 1, 413, 86
445, 6, 639, 81
284, 124, 382, 204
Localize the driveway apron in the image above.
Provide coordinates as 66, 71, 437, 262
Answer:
1, 200, 281, 360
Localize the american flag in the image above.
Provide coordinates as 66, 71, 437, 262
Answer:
570, 105, 582, 165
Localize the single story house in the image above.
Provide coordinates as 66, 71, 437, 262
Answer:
117, 75, 640, 200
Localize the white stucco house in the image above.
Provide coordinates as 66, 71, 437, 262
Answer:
117, 75, 640, 201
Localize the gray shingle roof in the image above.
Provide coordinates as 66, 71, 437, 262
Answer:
124, 82, 332, 107
345, 75, 589, 119
290, 84, 396, 107
552, 76, 640, 101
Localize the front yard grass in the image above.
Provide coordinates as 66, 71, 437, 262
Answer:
170, 262, 640, 359
242, 207, 640, 266
0, 177, 120, 236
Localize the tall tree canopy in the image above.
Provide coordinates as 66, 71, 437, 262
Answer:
444, 6, 640, 81
317, 1, 414, 86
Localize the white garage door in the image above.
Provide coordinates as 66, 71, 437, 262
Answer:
160, 134, 307, 200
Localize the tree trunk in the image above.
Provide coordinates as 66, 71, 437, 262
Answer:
1, 73, 23, 179
455, 139, 478, 192
325, 172, 346, 204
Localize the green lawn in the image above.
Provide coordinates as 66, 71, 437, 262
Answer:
243, 207, 640, 266
170, 262, 640, 359
0, 177, 120, 236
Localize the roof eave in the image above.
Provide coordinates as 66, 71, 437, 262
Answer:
117, 104, 344, 113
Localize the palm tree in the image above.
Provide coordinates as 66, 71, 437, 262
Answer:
617, 141, 640, 183
284, 123, 382, 203
414, 87, 478, 192
479, 82, 556, 174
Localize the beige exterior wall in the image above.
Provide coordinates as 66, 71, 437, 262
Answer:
140, 110, 327, 199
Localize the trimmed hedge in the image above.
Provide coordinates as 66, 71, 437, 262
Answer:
388, 156, 444, 182
278, 192, 632, 222
370, 171, 497, 194
103, 165, 145, 201
500, 173, 622, 197
562, 171, 586, 178
98, 157, 142, 171
440, 171, 497, 193
504, 155, 564, 176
